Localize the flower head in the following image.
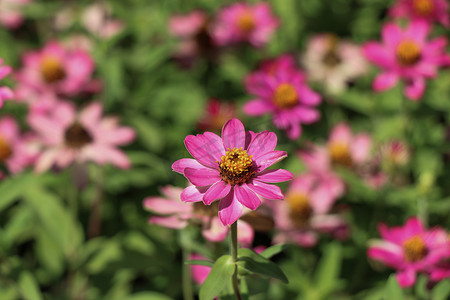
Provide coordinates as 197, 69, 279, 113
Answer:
389, 0, 449, 27
0, 59, 13, 108
29, 101, 135, 172
0, 0, 30, 29
172, 119, 292, 226
368, 217, 450, 287
212, 2, 278, 47
363, 20, 450, 101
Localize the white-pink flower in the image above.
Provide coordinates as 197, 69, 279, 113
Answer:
29, 101, 135, 172
0, 0, 30, 29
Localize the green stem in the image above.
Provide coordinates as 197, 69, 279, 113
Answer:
417, 196, 428, 227
231, 222, 242, 300
181, 232, 194, 300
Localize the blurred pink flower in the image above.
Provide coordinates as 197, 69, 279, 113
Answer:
259, 54, 298, 75
302, 34, 368, 94
197, 99, 237, 133
368, 217, 450, 287
0, 0, 30, 29
389, 0, 449, 27
29, 101, 135, 173
272, 174, 347, 247
0, 59, 13, 108
189, 253, 211, 285
15, 41, 96, 99
212, 2, 278, 47
244, 61, 321, 140
81, 3, 124, 38
0, 116, 38, 174
172, 119, 292, 226
363, 20, 450, 101
143, 185, 254, 245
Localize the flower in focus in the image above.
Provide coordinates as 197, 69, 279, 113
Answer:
212, 2, 278, 47
272, 174, 347, 247
0, 59, 13, 108
302, 34, 368, 94
0, 0, 30, 29
15, 41, 96, 100
143, 185, 254, 245
29, 101, 135, 173
363, 20, 450, 101
389, 0, 449, 27
197, 99, 237, 132
0, 116, 38, 174
172, 119, 293, 226
244, 59, 321, 140
368, 217, 450, 287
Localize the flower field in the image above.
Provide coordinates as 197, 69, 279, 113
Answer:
0, 0, 449, 299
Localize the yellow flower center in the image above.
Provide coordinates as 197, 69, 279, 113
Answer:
287, 192, 312, 227
237, 12, 255, 33
403, 235, 428, 262
218, 147, 254, 186
329, 142, 352, 167
64, 122, 93, 149
396, 40, 421, 66
413, 0, 434, 16
40, 56, 66, 83
273, 83, 298, 109
0, 134, 12, 161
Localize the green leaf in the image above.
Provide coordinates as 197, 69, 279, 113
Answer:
185, 259, 214, 267
431, 279, 450, 300
18, 271, 43, 300
0, 173, 31, 211
314, 243, 343, 296
260, 244, 287, 259
199, 255, 235, 300
237, 248, 288, 283
385, 275, 404, 300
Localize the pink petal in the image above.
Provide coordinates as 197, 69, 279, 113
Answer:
404, 77, 425, 101
373, 72, 399, 92
79, 102, 102, 129
218, 191, 243, 226
237, 220, 254, 246
247, 131, 277, 157
298, 86, 321, 106
234, 184, 261, 210
185, 133, 223, 168
255, 169, 293, 183
330, 123, 351, 145
184, 167, 220, 186
382, 23, 402, 47
406, 20, 430, 44
363, 42, 394, 67
351, 134, 372, 164
143, 197, 191, 215
247, 180, 284, 200
149, 215, 188, 229
367, 241, 404, 268
222, 119, 246, 150
180, 185, 207, 203
253, 150, 288, 172
243, 99, 273, 116
293, 107, 320, 124
396, 268, 417, 288
203, 180, 231, 205
172, 158, 204, 174
403, 217, 424, 236
202, 217, 229, 242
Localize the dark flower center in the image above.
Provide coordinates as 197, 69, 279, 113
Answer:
0, 134, 12, 161
396, 40, 421, 66
40, 56, 66, 83
329, 142, 353, 167
287, 192, 313, 227
237, 13, 255, 33
218, 147, 255, 186
64, 122, 93, 149
413, 0, 434, 16
322, 34, 341, 67
273, 83, 298, 109
403, 235, 428, 262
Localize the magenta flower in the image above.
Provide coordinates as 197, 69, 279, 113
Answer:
172, 119, 293, 226
272, 173, 347, 247
368, 217, 450, 287
259, 55, 298, 75
389, 0, 449, 27
143, 185, 254, 245
0, 59, 13, 108
363, 20, 450, 101
243, 61, 321, 140
212, 2, 278, 47
0, 0, 30, 29
29, 101, 135, 173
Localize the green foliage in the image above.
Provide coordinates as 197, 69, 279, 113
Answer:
199, 255, 235, 300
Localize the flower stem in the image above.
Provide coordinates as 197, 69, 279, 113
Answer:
231, 221, 242, 300
88, 167, 104, 239
181, 231, 194, 300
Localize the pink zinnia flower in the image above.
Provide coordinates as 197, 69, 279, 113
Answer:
368, 217, 450, 287
0, 0, 30, 29
272, 173, 347, 247
197, 99, 237, 133
0, 59, 13, 108
29, 101, 135, 173
302, 34, 368, 94
389, 0, 449, 27
243, 62, 321, 140
15, 41, 96, 99
143, 185, 254, 245
172, 119, 293, 226
363, 20, 450, 101
212, 2, 278, 47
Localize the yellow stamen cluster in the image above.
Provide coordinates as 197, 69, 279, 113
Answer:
40, 56, 66, 83
218, 147, 254, 185
413, 0, 434, 16
273, 83, 299, 109
396, 40, 421, 66
287, 192, 312, 227
0, 134, 12, 161
403, 235, 428, 262
237, 13, 256, 32
329, 142, 352, 167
